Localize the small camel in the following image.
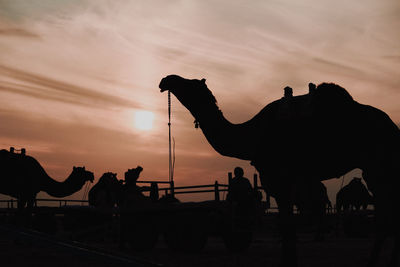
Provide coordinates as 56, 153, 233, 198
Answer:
336, 177, 373, 212
0, 148, 94, 211
159, 75, 399, 267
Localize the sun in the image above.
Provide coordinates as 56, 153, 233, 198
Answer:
134, 110, 154, 130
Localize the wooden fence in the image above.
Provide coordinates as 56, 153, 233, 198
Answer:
0, 172, 338, 213
0, 172, 259, 208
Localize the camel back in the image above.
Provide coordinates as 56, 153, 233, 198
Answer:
271, 83, 354, 121
0, 149, 44, 172
0, 149, 47, 198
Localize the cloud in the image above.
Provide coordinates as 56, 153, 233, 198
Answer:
0, 27, 40, 38
0, 64, 143, 109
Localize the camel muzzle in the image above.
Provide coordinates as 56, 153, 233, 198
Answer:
159, 78, 168, 92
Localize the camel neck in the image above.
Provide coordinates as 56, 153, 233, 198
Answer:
196, 107, 256, 160
41, 173, 83, 198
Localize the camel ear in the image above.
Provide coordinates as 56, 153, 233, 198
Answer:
73, 166, 76, 170
201, 78, 206, 83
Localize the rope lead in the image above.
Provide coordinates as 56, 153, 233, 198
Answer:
168, 91, 173, 183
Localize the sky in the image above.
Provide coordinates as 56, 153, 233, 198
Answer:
0, 0, 399, 203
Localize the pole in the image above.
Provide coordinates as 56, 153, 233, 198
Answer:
214, 181, 220, 201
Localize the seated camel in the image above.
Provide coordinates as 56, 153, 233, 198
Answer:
88, 166, 156, 210
121, 166, 151, 208
88, 172, 122, 209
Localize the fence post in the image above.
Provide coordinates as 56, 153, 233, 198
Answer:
170, 180, 175, 198
11, 199, 14, 209
214, 181, 220, 201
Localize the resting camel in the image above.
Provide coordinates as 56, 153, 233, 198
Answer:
88, 167, 160, 209
88, 172, 122, 208
336, 177, 373, 212
0, 148, 94, 211
159, 75, 399, 267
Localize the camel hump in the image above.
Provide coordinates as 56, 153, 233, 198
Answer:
1, 148, 27, 161
315, 83, 354, 105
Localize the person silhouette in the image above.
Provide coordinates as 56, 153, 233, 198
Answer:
149, 182, 159, 202
227, 167, 256, 237
227, 167, 253, 203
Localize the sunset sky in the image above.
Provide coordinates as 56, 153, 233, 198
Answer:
0, 0, 399, 202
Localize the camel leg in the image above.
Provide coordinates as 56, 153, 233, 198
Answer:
365, 179, 391, 266
276, 197, 298, 267
314, 206, 326, 242
25, 198, 35, 227
17, 198, 26, 211
16, 198, 28, 227
26, 198, 34, 213
389, 235, 399, 267
367, 233, 385, 267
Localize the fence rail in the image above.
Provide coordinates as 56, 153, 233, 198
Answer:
0, 173, 266, 209
0, 199, 89, 208
0, 173, 340, 214
0, 173, 370, 214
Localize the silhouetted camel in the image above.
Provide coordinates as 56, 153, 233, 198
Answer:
0, 149, 94, 211
294, 180, 331, 214
294, 180, 331, 241
89, 167, 158, 209
159, 75, 399, 267
120, 166, 151, 207
336, 177, 373, 212
88, 172, 122, 209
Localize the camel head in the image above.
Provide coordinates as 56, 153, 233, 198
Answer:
99, 172, 118, 184
159, 75, 219, 122
348, 177, 362, 187
125, 166, 143, 186
97, 172, 120, 189
72, 166, 94, 183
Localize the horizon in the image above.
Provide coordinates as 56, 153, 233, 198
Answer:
0, 0, 399, 204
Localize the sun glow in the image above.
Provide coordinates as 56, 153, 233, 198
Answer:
134, 110, 154, 130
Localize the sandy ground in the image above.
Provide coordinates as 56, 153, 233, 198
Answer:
124, 234, 395, 267
0, 210, 395, 267
1, 227, 395, 267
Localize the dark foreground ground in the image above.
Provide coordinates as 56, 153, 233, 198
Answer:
0, 223, 395, 267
